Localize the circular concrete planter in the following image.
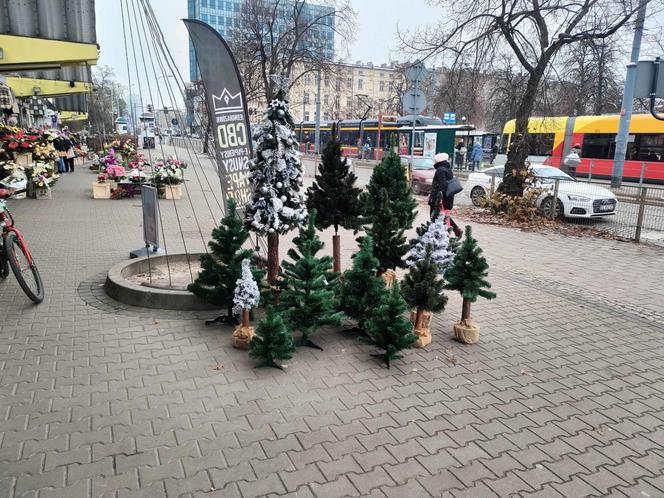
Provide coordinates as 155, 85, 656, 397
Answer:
105, 253, 217, 311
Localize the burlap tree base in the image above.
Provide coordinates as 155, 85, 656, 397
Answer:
410, 310, 432, 348
380, 269, 397, 289
453, 318, 480, 344
232, 325, 255, 349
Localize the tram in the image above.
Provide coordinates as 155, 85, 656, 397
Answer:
502, 114, 664, 183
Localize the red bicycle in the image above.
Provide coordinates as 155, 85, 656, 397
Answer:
0, 189, 44, 303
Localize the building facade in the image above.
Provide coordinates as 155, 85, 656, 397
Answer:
187, 0, 335, 82
288, 61, 406, 122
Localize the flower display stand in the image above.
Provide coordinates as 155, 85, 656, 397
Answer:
92, 182, 111, 199
14, 152, 32, 167
161, 184, 182, 200
74, 157, 85, 167
35, 187, 51, 200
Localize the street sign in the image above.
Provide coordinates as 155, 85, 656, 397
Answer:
402, 91, 426, 115
405, 63, 428, 83
634, 59, 664, 98
443, 112, 456, 124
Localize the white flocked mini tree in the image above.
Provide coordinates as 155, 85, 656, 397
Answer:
231, 258, 262, 350
406, 216, 454, 273
246, 81, 307, 289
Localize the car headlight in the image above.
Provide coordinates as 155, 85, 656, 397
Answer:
567, 194, 590, 202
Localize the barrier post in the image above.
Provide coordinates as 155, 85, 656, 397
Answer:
635, 186, 647, 242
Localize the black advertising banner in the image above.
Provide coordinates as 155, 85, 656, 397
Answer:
183, 19, 252, 209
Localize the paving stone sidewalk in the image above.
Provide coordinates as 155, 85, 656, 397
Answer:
1, 156, 664, 498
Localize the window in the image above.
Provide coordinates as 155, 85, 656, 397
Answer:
335, 80, 341, 91
637, 134, 664, 161
358, 79, 363, 90
581, 134, 612, 159
325, 75, 330, 87
304, 74, 311, 85
303, 92, 309, 104
346, 96, 352, 107
202, 0, 207, 6
346, 77, 351, 88
324, 95, 329, 104
528, 134, 555, 156
379, 81, 384, 92
324, 113, 331, 120
304, 112, 310, 121
335, 96, 340, 108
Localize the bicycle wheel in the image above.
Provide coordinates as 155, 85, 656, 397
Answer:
5, 232, 44, 303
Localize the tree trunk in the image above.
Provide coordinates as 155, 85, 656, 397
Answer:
242, 309, 250, 327
267, 233, 279, 286
332, 234, 341, 273
501, 70, 545, 196
414, 308, 423, 330
461, 299, 472, 322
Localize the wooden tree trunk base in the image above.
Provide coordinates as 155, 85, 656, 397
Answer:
453, 318, 480, 344
232, 324, 255, 350
267, 233, 279, 287
333, 234, 341, 274
380, 269, 397, 289
410, 310, 433, 348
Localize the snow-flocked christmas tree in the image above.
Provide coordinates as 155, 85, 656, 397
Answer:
233, 259, 261, 316
406, 216, 454, 273
245, 86, 307, 286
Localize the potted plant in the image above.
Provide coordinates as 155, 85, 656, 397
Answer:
28, 163, 59, 200
105, 163, 126, 190
445, 226, 496, 344
1, 130, 38, 166
153, 158, 184, 199
93, 174, 111, 199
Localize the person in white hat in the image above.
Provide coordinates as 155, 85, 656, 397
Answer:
429, 152, 463, 237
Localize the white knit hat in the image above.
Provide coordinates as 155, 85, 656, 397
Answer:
434, 152, 449, 163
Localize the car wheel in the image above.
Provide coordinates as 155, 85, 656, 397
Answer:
541, 197, 564, 219
470, 186, 486, 207
412, 181, 422, 195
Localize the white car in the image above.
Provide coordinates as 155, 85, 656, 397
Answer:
465, 165, 618, 219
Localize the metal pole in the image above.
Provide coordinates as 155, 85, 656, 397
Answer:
314, 69, 321, 154
550, 179, 560, 220
635, 186, 647, 242
409, 78, 419, 166
588, 159, 593, 182
611, 0, 647, 188
639, 161, 646, 185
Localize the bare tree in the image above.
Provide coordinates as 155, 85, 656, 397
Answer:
89, 66, 126, 138
405, 0, 654, 195
432, 59, 485, 126
229, 0, 356, 106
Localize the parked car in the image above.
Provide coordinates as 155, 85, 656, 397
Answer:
465, 165, 618, 218
404, 157, 435, 195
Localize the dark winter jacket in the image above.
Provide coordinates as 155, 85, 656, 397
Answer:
429, 160, 455, 210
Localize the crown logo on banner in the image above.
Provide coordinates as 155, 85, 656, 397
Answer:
213, 88, 243, 115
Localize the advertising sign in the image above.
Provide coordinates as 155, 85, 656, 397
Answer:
423, 133, 437, 158
141, 185, 159, 248
184, 19, 253, 209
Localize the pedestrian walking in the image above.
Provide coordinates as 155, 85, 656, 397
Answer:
470, 142, 483, 171
53, 135, 68, 174
455, 142, 466, 169
490, 143, 498, 165
65, 138, 76, 173
429, 152, 463, 238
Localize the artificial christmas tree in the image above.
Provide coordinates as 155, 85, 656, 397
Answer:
361, 148, 416, 231
339, 236, 385, 332
279, 211, 343, 349
363, 188, 409, 277
445, 226, 496, 344
306, 127, 362, 273
406, 216, 454, 273
249, 307, 295, 370
188, 199, 264, 324
402, 245, 448, 348
361, 281, 417, 368
245, 87, 307, 288
232, 259, 262, 349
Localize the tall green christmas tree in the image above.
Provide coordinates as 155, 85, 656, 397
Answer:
279, 210, 343, 349
360, 149, 416, 272
445, 226, 496, 322
306, 127, 362, 273
363, 188, 409, 273
245, 87, 308, 287
361, 281, 418, 368
249, 307, 295, 370
360, 148, 416, 231
188, 199, 264, 324
339, 236, 385, 332
402, 245, 448, 329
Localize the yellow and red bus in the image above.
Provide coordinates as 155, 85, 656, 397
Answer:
502, 114, 664, 183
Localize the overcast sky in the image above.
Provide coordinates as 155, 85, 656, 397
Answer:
96, 0, 664, 103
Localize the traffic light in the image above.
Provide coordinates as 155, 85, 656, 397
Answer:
147, 104, 153, 113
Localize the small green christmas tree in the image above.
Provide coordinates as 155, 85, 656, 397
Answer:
249, 307, 295, 370
363, 188, 409, 272
361, 281, 417, 368
360, 148, 416, 231
445, 225, 496, 322
402, 245, 448, 329
306, 127, 362, 273
279, 210, 343, 349
188, 199, 264, 324
339, 236, 385, 332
